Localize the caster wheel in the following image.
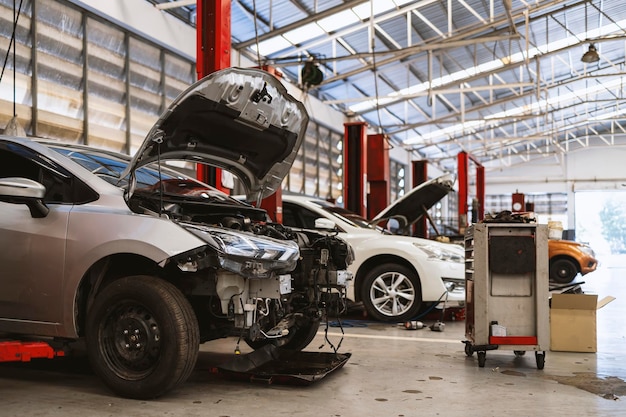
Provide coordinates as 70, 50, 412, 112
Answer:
535, 351, 545, 370
464, 342, 474, 357
514, 350, 526, 357
477, 351, 486, 368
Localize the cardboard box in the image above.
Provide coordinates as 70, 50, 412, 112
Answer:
550, 293, 615, 353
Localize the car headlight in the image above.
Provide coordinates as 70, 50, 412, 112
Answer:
413, 243, 464, 263
579, 245, 595, 257
184, 224, 300, 278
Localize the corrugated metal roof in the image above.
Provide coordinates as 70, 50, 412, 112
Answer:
152, 0, 626, 173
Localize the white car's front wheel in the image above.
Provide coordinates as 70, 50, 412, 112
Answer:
361, 263, 421, 322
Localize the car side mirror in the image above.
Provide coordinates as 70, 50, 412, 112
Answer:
314, 218, 336, 230
0, 177, 49, 218
387, 218, 400, 233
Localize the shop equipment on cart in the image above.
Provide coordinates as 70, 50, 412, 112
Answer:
463, 221, 550, 369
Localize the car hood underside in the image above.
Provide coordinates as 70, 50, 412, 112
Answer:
122, 67, 309, 202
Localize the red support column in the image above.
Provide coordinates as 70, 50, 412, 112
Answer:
343, 122, 368, 217
457, 151, 469, 234
476, 165, 485, 221
458, 152, 485, 229
366, 134, 389, 220
260, 188, 283, 223
196, 0, 231, 194
412, 160, 428, 237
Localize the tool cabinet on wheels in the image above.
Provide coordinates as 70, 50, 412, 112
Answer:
463, 222, 550, 369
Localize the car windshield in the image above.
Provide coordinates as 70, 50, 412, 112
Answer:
50, 145, 224, 198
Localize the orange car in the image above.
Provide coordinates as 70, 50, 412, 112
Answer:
548, 239, 598, 283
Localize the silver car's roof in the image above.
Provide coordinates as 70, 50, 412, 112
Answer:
123, 67, 309, 202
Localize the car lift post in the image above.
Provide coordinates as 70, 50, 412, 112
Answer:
343, 122, 368, 217
457, 151, 485, 234
412, 160, 428, 237
195, 0, 284, 220
366, 133, 389, 221
196, 0, 232, 195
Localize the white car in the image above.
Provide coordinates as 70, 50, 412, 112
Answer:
280, 175, 465, 322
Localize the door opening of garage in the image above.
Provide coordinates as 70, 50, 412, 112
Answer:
575, 191, 626, 265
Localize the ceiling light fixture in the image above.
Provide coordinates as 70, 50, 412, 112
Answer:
581, 43, 600, 63
301, 61, 324, 87
580, 3, 599, 64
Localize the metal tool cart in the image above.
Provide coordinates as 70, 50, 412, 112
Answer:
463, 221, 550, 369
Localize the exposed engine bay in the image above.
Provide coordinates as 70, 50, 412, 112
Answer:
130, 186, 354, 350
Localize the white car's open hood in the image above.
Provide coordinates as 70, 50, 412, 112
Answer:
371, 173, 456, 231
122, 67, 309, 202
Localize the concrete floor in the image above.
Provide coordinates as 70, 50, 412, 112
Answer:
1, 257, 625, 417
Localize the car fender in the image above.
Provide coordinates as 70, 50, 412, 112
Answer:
548, 241, 581, 264
548, 238, 600, 277
61, 196, 206, 337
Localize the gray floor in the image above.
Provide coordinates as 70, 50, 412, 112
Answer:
1, 258, 625, 417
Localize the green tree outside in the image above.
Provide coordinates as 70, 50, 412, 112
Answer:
599, 198, 626, 253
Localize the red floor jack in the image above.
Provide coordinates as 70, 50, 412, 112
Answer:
0, 341, 65, 362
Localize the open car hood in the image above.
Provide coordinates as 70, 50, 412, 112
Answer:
122, 67, 309, 201
371, 173, 455, 231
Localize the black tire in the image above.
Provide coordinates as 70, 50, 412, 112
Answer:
246, 317, 320, 351
86, 275, 199, 399
360, 263, 421, 322
550, 258, 578, 284
464, 342, 474, 357
535, 351, 545, 370
477, 351, 486, 368
514, 350, 526, 357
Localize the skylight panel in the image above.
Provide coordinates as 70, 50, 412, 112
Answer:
393, 0, 414, 6
283, 23, 326, 44
252, 36, 293, 56
317, 10, 359, 32
352, 0, 396, 20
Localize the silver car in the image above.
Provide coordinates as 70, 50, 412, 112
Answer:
0, 68, 352, 399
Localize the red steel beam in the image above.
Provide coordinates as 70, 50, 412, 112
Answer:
458, 151, 485, 230
196, 0, 231, 193
343, 122, 368, 217
412, 160, 428, 237
476, 165, 485, 221
366, 134, 389, 220
458, 151, 469, 233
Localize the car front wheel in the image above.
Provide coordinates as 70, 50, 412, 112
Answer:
86, 275, 199, 399
360, 263, 421, 322
550, 258, 578, 284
